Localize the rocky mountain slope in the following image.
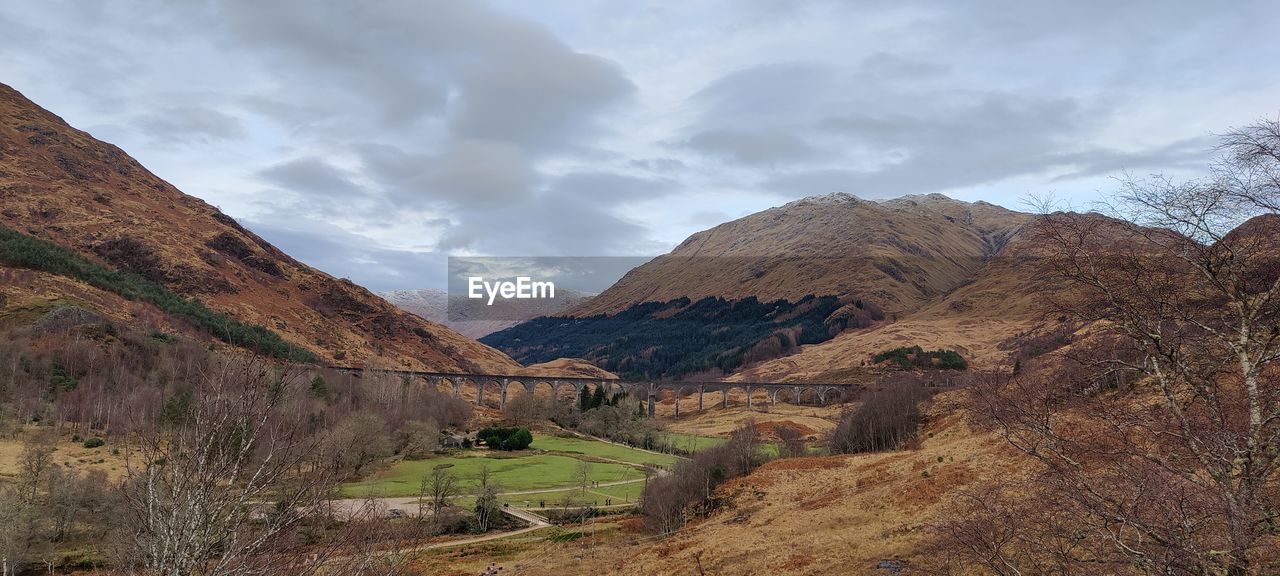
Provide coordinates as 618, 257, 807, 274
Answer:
730, 221, 1056, 381
381, 287, 593, 339
570, 192, 1031, 318
0, 82, 518, 373
485, 192, 1037, 378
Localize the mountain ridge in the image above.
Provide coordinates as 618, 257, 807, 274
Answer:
0, 82, 518, 373
567, 191, 1032, 319
483, 191, 1039, 379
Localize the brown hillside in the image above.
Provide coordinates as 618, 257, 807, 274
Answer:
569, 192, 1031, 318
0, 82, 518, 373
730, 223, 1055, 380
517, 357, 618, 379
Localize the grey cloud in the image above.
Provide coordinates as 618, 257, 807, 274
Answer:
515, 189, 656, 255
769, 101, 1213, 200
677, 63, 835, 168
765, 169, 888, 199
685, 210, 733, 228
430, 140, 537, 207
433, 201, 653, 255
550, 172, 677, 206
242, 215, 450, 291
857, 52, 949, 84
259, 158, 362, 199
685, 127, 818, 165
134, 106, 245, 144
219, 0, 633, 148
5, 0, 1279, 295
764, 93, 1103, 196
449, 49, 634, 147
357, 140, 536, 210
816, 93, 1089, 164
628, 158, 687, 173
693, 63, 830, 124
1048, 137, 1215, 182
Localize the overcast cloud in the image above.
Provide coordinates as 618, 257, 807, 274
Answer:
2, 0, 1277, 290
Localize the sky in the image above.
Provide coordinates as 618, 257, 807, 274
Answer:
3, 0, 1279, 291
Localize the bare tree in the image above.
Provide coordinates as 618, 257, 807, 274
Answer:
418, 465, 457, 525
324, 410, 393, 475
473, 464, 501, 533
397, 418, 440, 460
45, 467, 106, 542
503, 393, 545, 427
726, 419, 761, 475
0, 483, 36, 575
575, 460, 593, 495
641, 422, 768, 535
17, 429, 56, 503
961, 118, 1280, 575
776, 426, 806, 458
829, 383, 930, 454
927, 480, 1106, 576
116, 356, 412, 575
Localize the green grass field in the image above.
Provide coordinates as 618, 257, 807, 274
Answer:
658, 432, 725, 453
343, 433, 672, 498
530, 434, 677, 467
497, 481, 644, 508
343, 453, 643, 498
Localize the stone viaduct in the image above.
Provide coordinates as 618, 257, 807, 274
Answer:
328, 368, 854, 418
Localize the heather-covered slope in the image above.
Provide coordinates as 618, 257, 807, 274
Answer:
728, 212, 1153, 381
0, 82, 518, 373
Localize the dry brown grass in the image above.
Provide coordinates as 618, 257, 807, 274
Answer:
429, 392, 1028, 576
663, 402, 843, 438
0, 427, 128, 484
733, 316, 1035, 383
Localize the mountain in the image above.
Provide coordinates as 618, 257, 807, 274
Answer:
380, 287, 594, 339
516, 358, 618, 379
0, 82, 518, 373
569, 192, 1030, 318
728, 224, 1051, 382
483, 192, 1035, 380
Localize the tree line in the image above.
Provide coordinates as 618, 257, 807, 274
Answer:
928, 118, 1280, 574
0, 226, 316, 362
481, 294, 868, 380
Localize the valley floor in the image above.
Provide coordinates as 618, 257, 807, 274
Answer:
411, 392, 1017, 575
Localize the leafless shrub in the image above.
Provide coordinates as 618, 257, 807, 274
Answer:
944, 118, 1280, 575
829, 382, 930, 454
641, 422, 763, 534
776, 426, 807, 458
114, 357, 419, 575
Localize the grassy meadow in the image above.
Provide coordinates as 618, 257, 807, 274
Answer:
342, 432, 677, 499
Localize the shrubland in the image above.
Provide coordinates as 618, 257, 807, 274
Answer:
0, 305, 475, 573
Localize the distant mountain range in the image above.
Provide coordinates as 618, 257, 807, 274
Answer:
0, 80, 1136, 385
380, 287, 594, 339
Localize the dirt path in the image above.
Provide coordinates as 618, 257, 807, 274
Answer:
390, 507, 552, 552
419, 507, 549, 550
500, 476, 643, 496
330, 475, 647, 518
